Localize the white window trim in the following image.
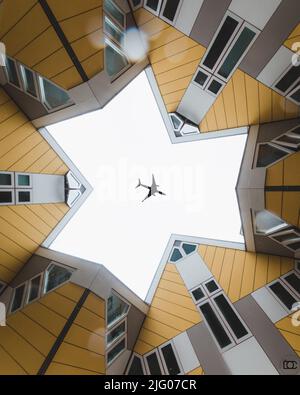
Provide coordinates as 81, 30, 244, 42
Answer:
15, 189, 32, 205
104, 15, 125, 46
273, 128, 300, 150
270, 229, 300, 245
202, 277, 221, 297
104, 0, 126, 29
19, 63, 40, 101
286, 83, 300, 106
107, 290, 131, 329
159, 0, 183, 26
128, 0, 142, 11
106, 335, 127, 366
143, 0, 163, 16
25, 273, 44, 305
284, 238, 300, 252
38, 76, 73, 113
214, 21, 259, 83
191, 67, 212, 90
200, 11, 244, 74
42, 261, 74, 295
106, 317, 127, 349
158, 340, 183, 375
126, 352, 146, 375
169, 113, 184, 132
0, 171, 14, 188
211, 291, 252, 345
272, 63, 300, 97
143, 348, 166, 375
267, 278, 298, 314
104, 38, 131, 82
254, 142, 292, 169
190, 284, 208, 304
15, 173, 32, 189
281, 270, 300, 300
252, 210, 289, 236
9, 282, 28, 314
0, 189, 15, 206
205, 76, 226, 97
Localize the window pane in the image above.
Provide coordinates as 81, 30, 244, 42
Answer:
182, 243, 196, 255
192, 287, 205, 302
18, 191, 31, 203
275, 66, 300, 94
145, 0, 160, 12
28, 276, 42, 303
214, 294, 248, 339
288, 241, 300, 251
207, 79, 223, 94
11, 284, 26, 312
107, 320, 126, 346
199, 302, 232, 349
284, 273, 300, 294
40, 78, 71, 110
18, 174, 30, 186
170, 114, 182, 131
44, 264, 72, 293
107, 294, 129, 326
105, 17, 123, 44
146, 352, 162, 375
290, 86, 300, 103
218, 27, 256, 79
194, 70, 209, 86
21, 67, 37, 97
162, 0, 180, 22
256, 143, 287, 167
269, 282, 297, 310
107, 338, 126, 364
105, 43, 128, 77
128, 356, 144, 375
255, 210, 287, 235
203, 16, 239, 70
205, 280, 219, 293
170, 248, 182, 262
161, 344, 181, 375
104, 0, 125, 27
132, 0, 141, 6
5, 57, 20, 87
0, 191, 13, 204
0, 173, 12, 186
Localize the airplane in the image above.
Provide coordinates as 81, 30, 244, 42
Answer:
136, 174, 166, 202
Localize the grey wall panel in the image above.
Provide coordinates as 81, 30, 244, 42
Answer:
187, 322, 231, 375
257, 117, 300, 143
126, 304, 146, 351
9, 255, 51, 288
239, 0, 300, 78
175, 0, 205, 36
254, 235, 295, 258
190, 0, 232, 47
234, 295, 300, 375
32, 174, 65, 204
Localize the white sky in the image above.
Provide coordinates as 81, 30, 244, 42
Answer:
48, 71, 247, 299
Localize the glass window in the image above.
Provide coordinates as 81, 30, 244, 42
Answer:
44, 263, 73, 294
131, 0, 142, 7
207, 79, 223, 95
107, 338, 126, 364
256, 143, 288, 167
182, 243, 197, 255
203, 16, 239, 71
288, 241, 300, 251
27, 275, 42, 303
146, 351, 163, 375
217, 26, 256, 79
145, 0, 160, 12
0, 173, 12, 186
104, 0, 125, 27
5, 57, 20, 87
194, 70, 209, 86
161, 0, 180, 22
284, 273, 300, 295
20, 65, 37, 97
127, 355, 144, 375
107, 293, 129, 326
11, 284, 26, 312
290, 85, 300, 104
105, 40, 128, 78
192, 287, 205, 302
199, 302, 232, 349
104, 16, 124, 45
18, 191, 31, 203
107, 320, 126, 346
213, 294, 248, 340
170, 247, 182, 262
170, 114, 183, 131
160, 343, 181, 375
205, 280, 219, 294
0, 190, 13, 204
39, 77, 71, 111
17, 174, 30, 186
275, 66, 300, 94
269, 282, 297, 310
255, 210, 287, 235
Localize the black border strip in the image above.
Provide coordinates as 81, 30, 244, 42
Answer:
38, 0, 89, 82
265, 186, 300, 192
37, 288, 90, 375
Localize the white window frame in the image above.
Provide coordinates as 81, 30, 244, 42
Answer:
104, 15, 125, 46
252, 210, 289, 236
143, 348, 166, 375
192, 67, 212, 89
106, 317, 127, 349
270, 229, 300, 248
281, 270, 300, 300
104, 0, 126, 29
143, 0, 163, 16
287, 83, 300, 106
202, 278, 221, 297
25, 273, 44, 305
214, 21, 259, 83
104, 38, 130, 81
0, 171, 14, 188
38, 76, 73, 113
273, 127, 300, 150
267, 278, 299, 314
42, 261, 74, 295
190, 284, 208, 304
205, 76, 226, 97
200, 11, 243, 74
169, 113, 184, 132
19, 63, 40, 100
159, 0, 182, 25
129, 0, 142, 11
126, 352, 146, 375
272, 63, 300, 97
254, 142, 292, 169
211, 291, 252, 345
0, 189, 15, 206
16, 189, 32, 205
284, 238, 300, 253
106, 334, 127, 366
9, 282, 28, 314
4, 55, 22, 91
158, 340, 183, 375
15, 173, 32, 189
106, 291, 131, 329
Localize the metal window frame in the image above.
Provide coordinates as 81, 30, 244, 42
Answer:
104, 37, 131, 82
15, 173, 32, 189
267, 278, 299, 313
252, 209, 289, 236
211, 291, 252, 345
125, 352, 147, 375
159, 0, 183, 25
191, 67, 212, 89
42, 261, 74, 295
190, 284, 208, 304
143, 348, 166, 375
204, 76, 226, 97
16, 189, 32, 205
202, 278, 221, 297
38, 75, 74, 113
200, 11, 244, 74
158, 340, 183, 375
106, 317, 127, 349
254, 142, 292, 169
104, 15, 125, 47
281, 270, 300, 300
9, 282, 28, 314
169, 113, 184, 132
144, 0, 163, 16
104, 0, 126, 29
19, 63, 40, 100
0, 188, 15, 206
0, 171, 14, 188
25, 273, 44, 305
214, 21, 259, 83
106, 290, 131, 330
272, 63, 300, 97
106, 334, 127, 366
3, 55, 22, 90
273, 127, 300, 150
287, 83, 300, 106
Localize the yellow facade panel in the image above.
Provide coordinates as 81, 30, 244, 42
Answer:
276, 315, 300, 356
188, 367, 204, 375
259, 83, 272, 123
211, 247, 225, 281
81, 49, 104, 80
138, 327, 168, 348
0, 231, 32, 262
253, 254, 268, 290
284, 23, 300, 51
9, 206, 51, 236
64, 324, 105, 355
46, 361, 99, 375
55, 283, 85, 303
47, 0, 102, 22
281, 191, 300, 227
222, 79, 238, 128
148, 306, 198, 332
232, 70, 248, 126
267, 255, 281, 283
33, 47, 73, 80
240, 252, 257, 298
74, 308, 106, 337
203, 246, 217, 270
280, 257, 294, 275
228, 250, 246, 303
283, 151, 300, 186
149, 26, 183, 51
272, 91, 285, 121
39, 291, 77, 319
265, 191, 282, 219
0, 345, 27, 375
83, 293, 105, 318
9, 141, 50, 172
51, 66, 83, 90
266, 161, 283, 186
205, 106, 218, 132
143, 317, 179, 340
156, 60, 200, 86
154, 288, 198, 311
134, 339, 153, 355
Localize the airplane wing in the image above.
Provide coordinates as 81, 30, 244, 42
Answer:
142, 189, 152, 202
151, 174, 157, 189
158, 190, 166, 196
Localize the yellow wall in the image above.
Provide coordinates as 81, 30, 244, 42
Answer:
0, 0, 104, 90
134, 8, 205, 112
265, 151, 300, 228
284, 23, 300, 51
0, 88, 70, 283
276, 314, 300, 357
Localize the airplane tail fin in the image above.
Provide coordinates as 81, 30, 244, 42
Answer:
136, 179, 141, 188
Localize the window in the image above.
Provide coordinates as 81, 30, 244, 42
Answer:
16, 174, 31, 187
104, 16, 124, 45
145, 350, 164, 375
107, 319, 126, 347
0, 172, 13, 187
204, 279, 220, 295
254, 210, 288, 235
282, 272, 300, 296
39, 77, 72, 111
274, 65, 300, 95
182, 243, 197, 255
275, 133, 300, 150
127, 354, 145, 375
5, 56, 20, 87
169, 113, 184, 132
17, 190, 31, 204
160, 0, 181, 24
44, 263, 73, 294
193, 68, 211, 88
105, 39, 129, 79
287, 240, 300, 251
169, 247, 183, 262
27, 275, 43, 303
144, 0, 163, 15
104, 0, 125, 28
288, 84, 300, 105
0, 190, 14, 205
20, 65, 37, 97
269, 281, 297, 311
191, 286, 206, 303
107, 337, 126, 364
206, 78, 224, 96
10, 283, 26, 313
107, 293, 130, 327
159, 343, 181, 375
169, 241, 198, 263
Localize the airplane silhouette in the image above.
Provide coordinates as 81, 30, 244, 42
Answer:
136, 174, 166, 202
